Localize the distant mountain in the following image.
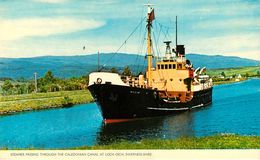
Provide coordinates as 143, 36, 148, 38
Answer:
186, 54, 259, 69
0, 53, 259, 79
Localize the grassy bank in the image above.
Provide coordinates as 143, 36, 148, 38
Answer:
207, 66, 260, 77
208, 66, 260, 85
76, 135, 260, 149
1, 135, 259, 149
0, 90, 93, 115
213, 77, 248, 85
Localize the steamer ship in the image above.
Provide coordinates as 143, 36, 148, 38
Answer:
88, 5, 213, 123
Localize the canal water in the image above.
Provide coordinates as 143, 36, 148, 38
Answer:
0, 79, 259, 149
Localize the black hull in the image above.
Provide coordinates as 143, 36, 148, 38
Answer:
88, 84, 212, 122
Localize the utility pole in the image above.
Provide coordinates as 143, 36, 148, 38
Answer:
34, 72, 38, 93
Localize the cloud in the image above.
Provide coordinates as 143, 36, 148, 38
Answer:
0, 6, 6, 14
32, 0, 68, 4
194, 18, 260, 30
190, 2, 260, 16
185, 33, 260, 60
0, 18, 105, 41
0, 0, 259, 60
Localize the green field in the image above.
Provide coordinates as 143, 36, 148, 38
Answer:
207, 66, 259, 85
0, 90, 93, 115
207, 66, 260, 77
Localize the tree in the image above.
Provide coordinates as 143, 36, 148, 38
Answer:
111, 67, 118, 73
17, 77, 26, 82
39, 70, 56, 85
17, 84, 27, 94
257, 71, 260, 75
220, 71, 226, 77
28, 82, 36, 93
2, 80, 13, 95
0, 77, 13, 81
48, 84, 60, 92
44, 70, 55, 84
38, 70, 57, 92
81, 75, 89, 85
122, 66, 132, 76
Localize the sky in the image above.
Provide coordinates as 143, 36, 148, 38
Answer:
0, 0, 260, 60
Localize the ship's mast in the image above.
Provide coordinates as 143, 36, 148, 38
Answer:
146, 4, 155, 87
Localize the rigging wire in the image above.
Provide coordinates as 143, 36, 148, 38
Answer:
156, 20, 175, 29
154, 20, 162, 58
99, 17, 146, 71
98, 10, 176, 74
157, 20, 173, 41
152, 24, 160, 59
136, 29, 147, 74
162, 25, 170, 40
138, 21, 174, 74
154, 19, 176, 59
134, 6, 145, 75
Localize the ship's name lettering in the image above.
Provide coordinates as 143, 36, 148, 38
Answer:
130, 91, 140, 94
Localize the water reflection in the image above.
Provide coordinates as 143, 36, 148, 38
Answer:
162, 112, 195, 138
97, 111, 195, 145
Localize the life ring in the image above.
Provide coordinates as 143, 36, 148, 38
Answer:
96, 78, 102, 84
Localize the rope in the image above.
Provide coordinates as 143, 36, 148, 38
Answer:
135, 29, 147, 74
154, 20, 161, 58
134, 7, 146, 75
99, 17, 146, 71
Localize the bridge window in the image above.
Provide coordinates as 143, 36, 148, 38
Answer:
173, 64, 176, 69
157, 64, 160, 69
161, 64, 164, 69
165, 64, 168, 69
169, 64, 172, 69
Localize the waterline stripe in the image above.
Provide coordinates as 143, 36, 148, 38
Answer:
147, 107, 189, 111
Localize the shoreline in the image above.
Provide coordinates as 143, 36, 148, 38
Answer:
213, 77, 259, 85
213, 78, 247, 85
0, 90, 94, 116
